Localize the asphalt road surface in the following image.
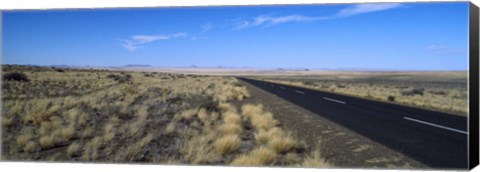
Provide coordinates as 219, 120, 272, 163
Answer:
237, 77, 468, 169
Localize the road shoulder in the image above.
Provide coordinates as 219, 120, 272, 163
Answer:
238, 79, 426, 169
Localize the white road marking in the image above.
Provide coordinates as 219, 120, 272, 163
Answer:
403, 117, 468, 135
280, 87, 285, 89
323, 97, 346, 104
295, 90, 305, 94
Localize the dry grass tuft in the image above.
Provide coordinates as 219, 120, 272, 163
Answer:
62, 126, 75, 140
241, 104, 278, 130
218, 123, 242, 135
300, 148, 330, 168
16, 133, 33, 148
210, 112, 219, 121
181, 133, 220, 164
255, 127, 284, 145
231, 146, 277, 166
250, 112, 277, 130
67, 142, 81, 157
231, 155, 259, 166
176, 108, 198, 121
39, 136, 59, 149
66, 108, 80, 125
218, 102, 237, 111
197, 108, 209, 123
166, 122, 176, 134
81, 127, 95, 138
249, 146, 277, 164
103, 123, 115, 143
241, 104, 264, 119
268, 137, 297, 153
2, 117, 13, 127
23, 141, 37, 153
81, 143, 93, 161
39, 121, 53, 136
223, 111, 242, 125
213, 134, 241, 155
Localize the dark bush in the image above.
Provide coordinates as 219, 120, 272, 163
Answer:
429, 90, 447, 95
207, 83, 215, 90
193, 95, 218, 112
2, 72, 29, 82
106, 73, 132, 83
336, 84, 347, 88
302, 80, 317, 86
106, 74, 116, 79
387, 95, 395, 102
401, 88, 425, 96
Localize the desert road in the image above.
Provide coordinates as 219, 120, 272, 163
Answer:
237, 77, 468, 169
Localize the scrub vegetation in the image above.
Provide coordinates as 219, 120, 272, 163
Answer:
1, 65, 329, 167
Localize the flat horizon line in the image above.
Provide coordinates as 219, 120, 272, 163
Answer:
1, 63, 468, 72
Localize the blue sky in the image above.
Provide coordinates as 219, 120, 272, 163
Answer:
2, 2, 469, 70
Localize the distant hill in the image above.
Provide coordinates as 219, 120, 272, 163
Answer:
124, 64, 151, 67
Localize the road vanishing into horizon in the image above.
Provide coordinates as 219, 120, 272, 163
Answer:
237, 77, 468, 169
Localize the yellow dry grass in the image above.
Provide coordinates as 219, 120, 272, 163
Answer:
268, 137, 297, 153
67, 142, 81, 157
2, 65, 331, 168
241, 104, 278, 130
231, 146, 277, 166
213, 134, 241, 155
62, 126, 75, 140
23, 141, 37, 153
38, 136, 59, 149
255, 127, 283, 145
217, 123, 242, 135
222, 111, 242, 125
300, 148, 331, 168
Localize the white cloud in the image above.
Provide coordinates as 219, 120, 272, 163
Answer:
236, 15, 326, 29
426, 44, 466, 54
121, 40, 140, 52
120, 32, 187, 52
201, 23, 212, 32
172, 32, 187, 38
336, 3, 404, 17
235, 3, 404, 29
426, 45, 449, 51
131, 35, 169, 44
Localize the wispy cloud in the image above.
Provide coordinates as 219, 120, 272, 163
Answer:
236, 15, 326, 29
120, 32, 187, 52
190, 36, 206, 41
201, 22, 213, 32
426, 44, 465, 54
235, 3, 404, 29
426, 45, 449, 51
336, 3, 404, 17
